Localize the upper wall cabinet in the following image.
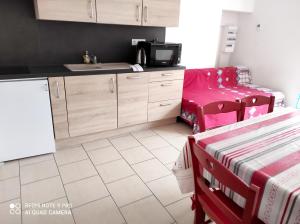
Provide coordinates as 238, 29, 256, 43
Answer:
142, 0, 180, 27
97, 0, 143, 26
34, 0, 97, 23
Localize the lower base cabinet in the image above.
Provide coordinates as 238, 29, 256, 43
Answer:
49, 69, 184, 139
64, 74, 117, 137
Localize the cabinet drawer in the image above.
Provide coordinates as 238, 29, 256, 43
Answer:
148, 99, 181, 122
48, 77, 69, 139
149, 70, 184, 82
118, 73, 149, 127
149, 80, 183, 102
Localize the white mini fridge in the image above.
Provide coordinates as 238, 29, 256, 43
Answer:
0, 78, 55, 162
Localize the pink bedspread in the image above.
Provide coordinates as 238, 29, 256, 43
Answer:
181, 67, 271, 132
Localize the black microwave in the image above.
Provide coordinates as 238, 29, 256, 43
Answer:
136, 41, 182, 67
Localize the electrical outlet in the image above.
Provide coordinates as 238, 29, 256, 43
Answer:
132, 39, 146, 46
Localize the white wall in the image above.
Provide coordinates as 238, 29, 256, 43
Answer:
166, 0, 255, 68
230, 0, 300, 106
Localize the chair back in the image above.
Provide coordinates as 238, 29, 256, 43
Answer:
197, 101, 244, 132
189, 137, 260, 224
240, 95, 275, 114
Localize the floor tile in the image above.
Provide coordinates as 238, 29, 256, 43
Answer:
83, 139, 111, 151
151, 146, 180, 164
166, 197, 194, 224
59, 160, 97, 184
120, 196, 174, 224
0, 177, 20, 203
139, 135, 170, 151
88, 146, 121, 165
107, 175, 152, 207
54, 146, 88, 166
22, 197, 74, 224
147, 175, 185, 206
21, 176, 65, 204
96, 159, 134, 183
131, 130, 157, 140
19, 154, 54, 167
110, 135, 141, 151
20, 160, 59, 185
0, 161, 19, 181
65, 176, 109, 208
0, 199, 21, 224
120, 146, 154, 165
132, 159, 171, 182
72, 197, 125, 224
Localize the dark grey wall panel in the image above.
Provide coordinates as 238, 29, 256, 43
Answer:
0, 0, 165, 66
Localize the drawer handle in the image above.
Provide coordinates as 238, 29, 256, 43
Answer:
160, 103, 172, 107
56, 81, 60, 98
161, 73, 173, 77
127, 76, 142, 79
136, 5, 140, 22
161, 83, 172, 87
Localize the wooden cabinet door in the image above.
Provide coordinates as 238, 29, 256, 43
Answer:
65, 75, 117, 137
48, 77, 69, 140
96, 0, 143, 25
34, 0, 97, 23
142, 0, 180, 27
118, 73, 149, 127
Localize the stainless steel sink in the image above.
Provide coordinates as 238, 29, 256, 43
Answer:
64, 63, 131, 72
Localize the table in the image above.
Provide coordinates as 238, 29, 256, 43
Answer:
173, 108, 300, 224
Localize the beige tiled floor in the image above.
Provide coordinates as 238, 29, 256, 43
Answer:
0, 123, 194, 224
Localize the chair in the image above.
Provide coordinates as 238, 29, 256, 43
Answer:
238, 95, 275, 121
188, 137, 263, 224
197, 101, 244, 132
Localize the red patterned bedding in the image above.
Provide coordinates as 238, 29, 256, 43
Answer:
181, 67, 273, 133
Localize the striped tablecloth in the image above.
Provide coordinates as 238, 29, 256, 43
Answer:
173, 108, 300, 224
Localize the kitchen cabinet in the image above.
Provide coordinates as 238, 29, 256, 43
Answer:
147, 70, 184, 121
142, 0, 181, 27
34, 0, 97, 23
118, 73, 148, 128
65, 74, 117, 137
97, 0, 143, 26
48, 77, 69, 139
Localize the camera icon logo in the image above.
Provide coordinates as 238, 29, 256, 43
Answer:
9, 203, 21, 215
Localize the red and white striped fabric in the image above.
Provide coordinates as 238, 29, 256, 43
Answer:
173, 108, 300, 224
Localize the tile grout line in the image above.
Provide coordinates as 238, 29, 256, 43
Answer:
52, 152, 78, 224
21, 174, 60, 186
108, 134, 176, 223
0, 175, 21, 183
81, 143, 128, 224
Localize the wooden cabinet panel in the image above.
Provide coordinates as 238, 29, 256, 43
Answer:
142, 0, 180, 27
149, 79, 183, 102
97, 0, 143, 26
65, 74, 117, 137
148, 99, 181, 121
34, 0, 97, 23
149, 70, 184, 82
48, 77, 69, 139
118, 73, 149, 127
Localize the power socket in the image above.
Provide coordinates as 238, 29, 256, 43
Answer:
132, 39, 146, 46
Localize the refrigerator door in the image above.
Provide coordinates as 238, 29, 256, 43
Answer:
0, 79, 55, 162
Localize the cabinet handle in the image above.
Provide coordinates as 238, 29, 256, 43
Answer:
136, 5, 140, 22
127, 76, 142, 79
110, 77, 115, 93
160, 103, 172, 107
56, 81, 60, 98
161, 83, 172, 87
144, 6, 148, 23
89, 0, 94, 19
161, 73, 173, 77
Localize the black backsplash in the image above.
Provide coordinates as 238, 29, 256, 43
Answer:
0, 0, 165, 66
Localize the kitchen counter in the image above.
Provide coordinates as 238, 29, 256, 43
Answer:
0, 65, 186, 80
